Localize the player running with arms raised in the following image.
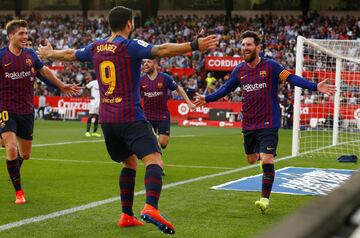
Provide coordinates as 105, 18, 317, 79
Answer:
140, 59, 196, 175
195, 31, 336, 213
0, 20, 81, 204
39, 6, 217, 234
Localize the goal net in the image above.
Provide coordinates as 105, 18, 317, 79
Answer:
291, 36, 360, 159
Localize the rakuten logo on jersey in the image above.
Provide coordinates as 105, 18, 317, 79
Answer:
242, 83, 267, 92
5, 71, 32, 80
58, 99, 89, 110
144, 91, 163, 98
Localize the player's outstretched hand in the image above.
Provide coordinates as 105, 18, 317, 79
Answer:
187, 101, 196, 111
38, 39, 53, 59
194, 93, 206, 107
317, 79, 337, 95
60, 84, 83, 96
198, 34, 218, 51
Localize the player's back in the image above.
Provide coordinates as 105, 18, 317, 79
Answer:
77, 35, 154, 123
0, 47, 42, 114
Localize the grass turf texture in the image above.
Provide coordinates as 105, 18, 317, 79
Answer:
0, 121, 358, 238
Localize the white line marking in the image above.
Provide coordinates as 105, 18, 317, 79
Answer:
23, 157, 236, 170
0, 135, 195, 150
0, 154, 296, 232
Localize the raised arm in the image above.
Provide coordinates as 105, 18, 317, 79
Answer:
194, 69, 240, 106
38, 66, 82, 95
176, 86, 196, 110
38, 40, 77, 61
151, 34, 218, 58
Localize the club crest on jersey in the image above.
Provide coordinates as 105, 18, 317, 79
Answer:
31, 67, 35, 74
26, 59, 32, 66
157, 82, 163, 89
259, 70, 267, 78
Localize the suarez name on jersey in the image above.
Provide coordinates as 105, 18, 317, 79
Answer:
75, 35, 154, 123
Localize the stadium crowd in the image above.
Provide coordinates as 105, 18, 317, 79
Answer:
0, 12, 359, 104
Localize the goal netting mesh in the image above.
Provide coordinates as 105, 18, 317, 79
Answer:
292, 36, 360, 159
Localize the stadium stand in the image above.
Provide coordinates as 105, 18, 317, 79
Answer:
0, 11, 359, 106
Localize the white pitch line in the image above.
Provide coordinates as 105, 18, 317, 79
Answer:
0, 135, 195, 150
0, 154, 296, 232
25, 157, 236, 170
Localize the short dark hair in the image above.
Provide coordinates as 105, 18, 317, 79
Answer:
6, 19, 28, 35
240, 31, 261, 46
108, 6, 133, 32
27, 35, 34, 44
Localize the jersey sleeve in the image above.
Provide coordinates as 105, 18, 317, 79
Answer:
126, 39, 154, 59
271, 60, 291, 81
29, 49, 44, 70
205, 66, 240, 102
75, 43, 93, 62
164, 74, 178, 91
271, 59, 317, 91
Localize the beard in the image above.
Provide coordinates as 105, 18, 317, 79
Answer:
145, 67, 154, 74
243, 50, 257, 63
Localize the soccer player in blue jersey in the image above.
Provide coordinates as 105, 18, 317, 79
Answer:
39, 6, 217, 234
140, 59, 195, 176
195, 31, 336, 213
140, 59, 195, 149
0, 20, 81, 204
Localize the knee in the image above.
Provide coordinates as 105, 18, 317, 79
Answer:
260, 154, 274, 164
246, 154, 258, 164
142, 153, 163, 168
4, 143, 17, 159
158, 137, 169, 149
122, 155, 138, 170
159, 142, 167, 149
21, 153, 31, 160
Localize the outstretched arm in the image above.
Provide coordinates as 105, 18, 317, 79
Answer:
38, 66, 82, 96
194, 73, 240, 106
286, 74, 336, 95
38, 41, 77, 61
176, 86, 196, 110
151, 34, 218, 58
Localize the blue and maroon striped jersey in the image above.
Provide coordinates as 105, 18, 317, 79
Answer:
205, 58, 317, 130
0, 47, 44, 114
75, 35, 154, 123
139, 72, 178, 121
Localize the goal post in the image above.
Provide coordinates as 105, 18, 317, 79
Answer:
292, 36, 360, 158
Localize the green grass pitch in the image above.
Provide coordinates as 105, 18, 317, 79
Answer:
0, 121, 358, 238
